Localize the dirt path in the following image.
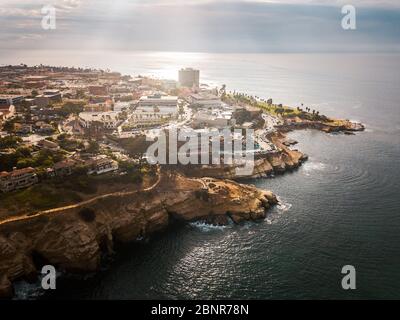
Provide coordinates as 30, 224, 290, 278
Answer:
0, 168, 162, 227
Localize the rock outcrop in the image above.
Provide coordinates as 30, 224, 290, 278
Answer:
178, 132, 307, 179
0, 172, 277, 298
276, 117, 365, 133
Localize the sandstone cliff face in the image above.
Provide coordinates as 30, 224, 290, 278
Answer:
0, 172, 277, 298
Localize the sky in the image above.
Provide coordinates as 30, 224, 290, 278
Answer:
0, 0, 399, 53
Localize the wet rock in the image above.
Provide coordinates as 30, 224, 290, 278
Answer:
0, 275, 13, 299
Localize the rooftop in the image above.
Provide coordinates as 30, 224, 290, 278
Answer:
0, 167, 35, 178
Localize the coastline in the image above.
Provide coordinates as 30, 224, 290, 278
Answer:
0, 118, 366, 299
0, 62, 367, 299
0, 171, 278, 298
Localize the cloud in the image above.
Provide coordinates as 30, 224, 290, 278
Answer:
0, 0, 399, 53
0, 0, 83, 17
250, 0, 400, 7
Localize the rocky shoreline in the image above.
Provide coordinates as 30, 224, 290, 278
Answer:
178, 131, 308, 180
0, 171, 277, 298
0, 122, 365, 299
276, 118, 365, 133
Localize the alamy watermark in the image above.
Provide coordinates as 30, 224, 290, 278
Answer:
341, 5, 357, 30
41, 4, 56, 30
145, 128, 255, 176
341, 265, 356, 290
41, 265, 56, 290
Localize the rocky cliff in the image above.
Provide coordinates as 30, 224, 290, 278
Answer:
0, 172, 277, 298
277, 117, 365, 133
178, 132, 307, 179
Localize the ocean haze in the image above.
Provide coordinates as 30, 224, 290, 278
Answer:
1, 1, 400, 53
8, 51, 399, 299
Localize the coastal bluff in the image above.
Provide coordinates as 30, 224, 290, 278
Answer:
0, 172, 277, 298
178, 132, 308, 179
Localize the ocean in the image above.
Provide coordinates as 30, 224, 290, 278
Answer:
4, 51, 400, 299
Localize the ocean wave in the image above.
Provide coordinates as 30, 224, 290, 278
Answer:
277, 197, 293, 213
264, 196, 292, 224
189, 220, 232, 232
13, 280, 43, 300
265, 218, 273, 225
302, 161, 326, 175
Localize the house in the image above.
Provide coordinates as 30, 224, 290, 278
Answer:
84, 103, 113, 112
88, 85, 108, 96
43, 90, 62, 101
86, 157, 118, 175
15, 124, 33, 135
34, 90, 62, 108
34, 95, 50, 108
52, 159, 75, 177
0, 94, 24, 106
0, 167, 38, 193
38, 139, 60, 151
35, 122, 55, 134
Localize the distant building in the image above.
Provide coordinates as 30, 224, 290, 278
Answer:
34, 122, 56, 134
113, 102, 131, 112
84, 103, 113, 112
88, 85, 108, 96
43, 90, 62, 100
0, 95, 24, 106
34, 96, 50, 108
179, 68, 200, 88
38, 139, 60, 151
126, 109, 171, 129
192, 109, 233, 128
89, 95, 111, 104
189, 93, 222, 108
79, 111, 121, 129
86, 157, 118, 175
15, 124, 32, 135
138, 94, 178, 116
34, 90, 62, 108
24, 81, 46, 89
139, 94, 178, 108
0, 167, 38, 193
52, 159, 76, 177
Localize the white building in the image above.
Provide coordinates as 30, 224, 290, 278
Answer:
192, 109, 234, 128
139, 94, 178, 107
79, 111, 121, 129
114, 102, 131, 112
189, 93, 222, 108
138, 94, 178, 116
179, 68, 200, 88
86, 157, 119, 175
